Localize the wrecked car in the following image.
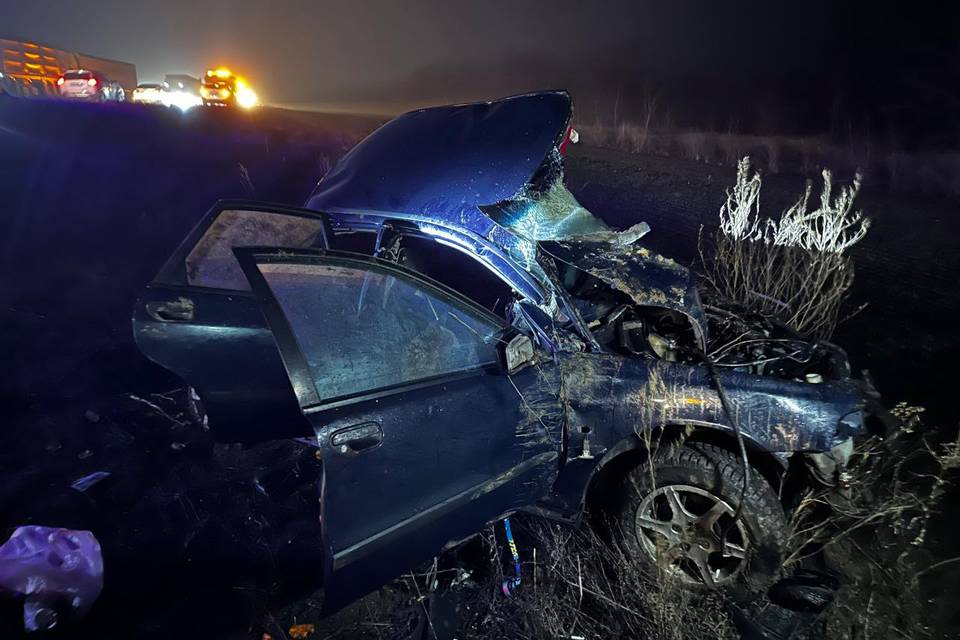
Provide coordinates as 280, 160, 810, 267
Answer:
132, 91, 864, 610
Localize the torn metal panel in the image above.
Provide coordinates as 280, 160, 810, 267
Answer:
480, 149, 650, 245
558, 353, 861, 457
539, 351, 864, 516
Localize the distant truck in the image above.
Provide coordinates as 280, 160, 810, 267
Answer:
200, 68, 238, 107
0, 37, 136, 97
73, 52, 136, 93
200, 67, 258, 108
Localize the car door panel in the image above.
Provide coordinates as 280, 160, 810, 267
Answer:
133, 284, 308, 442
132, 200, 334, 443
310, 366, 561, 563
235, 247, 563, 611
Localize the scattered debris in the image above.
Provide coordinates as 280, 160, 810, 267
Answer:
69, 471, 112, 493
500, 517, 521, 596
288, 622, 315, 638
730, 569, 839, 640
0, 526, 104, 632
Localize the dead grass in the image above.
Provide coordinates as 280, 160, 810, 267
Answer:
783, 404, 959, 639
254, 400, 958, 640
457, 520, 736, 640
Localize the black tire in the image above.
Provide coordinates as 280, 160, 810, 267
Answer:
615, 442, 787, 598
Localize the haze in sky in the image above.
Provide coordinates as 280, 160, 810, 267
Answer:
2, 0, 956, 133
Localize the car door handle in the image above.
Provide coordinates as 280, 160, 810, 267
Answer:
145, 298, 195, 323
330, 423, 383, 454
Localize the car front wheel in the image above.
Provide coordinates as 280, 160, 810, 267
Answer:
615, 442, 787, 596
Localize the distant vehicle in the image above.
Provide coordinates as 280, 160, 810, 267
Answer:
131, 83, 167, 105
56, 69, 122, 102
200, 68, 237, 107
162, 74, 202, 111
164, 74, 200, 94
200, 67, 258, 108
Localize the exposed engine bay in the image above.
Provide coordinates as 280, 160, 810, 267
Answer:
554, 260, 851, 384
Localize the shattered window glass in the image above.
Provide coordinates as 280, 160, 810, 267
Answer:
488, 180, 612, 240
480, 152, 649, 246
258, 262, 501, 403
185, 210, 326, 290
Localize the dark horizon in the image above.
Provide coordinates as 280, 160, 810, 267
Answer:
3, 1, 959, 140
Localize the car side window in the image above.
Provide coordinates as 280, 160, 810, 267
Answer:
388, 234, 517, 319
257, 260, 502, 404
185, 210, 327, 290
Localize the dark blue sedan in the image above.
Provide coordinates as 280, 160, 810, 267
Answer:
132, 91, 865, 609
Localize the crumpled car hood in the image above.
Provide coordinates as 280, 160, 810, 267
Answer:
305, 91, 572, 230
541, 239, 708, 349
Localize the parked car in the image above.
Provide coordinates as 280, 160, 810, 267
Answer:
56, 70, 110, 102
132, 91, 866, 612
131, 83, 167, 105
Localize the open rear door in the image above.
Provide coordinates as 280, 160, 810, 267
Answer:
234, 247, 564, 611
132, 200, 333, 442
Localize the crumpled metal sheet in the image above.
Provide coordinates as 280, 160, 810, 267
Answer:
559, 353, 862, 455
541, 239, 709, 349
0, 526, 104, 631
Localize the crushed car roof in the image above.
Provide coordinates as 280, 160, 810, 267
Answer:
305, 91, 572, 236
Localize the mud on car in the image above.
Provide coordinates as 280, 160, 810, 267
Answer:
133, 91, 866, 611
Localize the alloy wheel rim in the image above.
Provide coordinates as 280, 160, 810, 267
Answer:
634, 483, 749, 587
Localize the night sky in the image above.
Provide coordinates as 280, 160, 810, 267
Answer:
2, 1, 958, 137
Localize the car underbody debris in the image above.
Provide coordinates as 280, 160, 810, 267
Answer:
731, 569, 840, 640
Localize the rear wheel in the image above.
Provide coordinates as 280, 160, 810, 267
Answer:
615, 442, 787, 596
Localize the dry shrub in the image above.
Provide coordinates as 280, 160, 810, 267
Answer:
699, 157, 869, 338
679, 131, 708, 162
458, 520, 735, 640
785, 404, 959, 639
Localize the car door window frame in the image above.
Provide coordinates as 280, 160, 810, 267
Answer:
152, 199, 334, 288
329, 214, 548, 305
234, 246, 511, 412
